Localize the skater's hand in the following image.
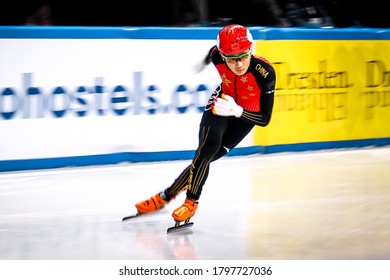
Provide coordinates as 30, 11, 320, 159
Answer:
211, 94, 243, 118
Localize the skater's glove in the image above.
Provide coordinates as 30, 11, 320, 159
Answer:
211, 94, 243, 118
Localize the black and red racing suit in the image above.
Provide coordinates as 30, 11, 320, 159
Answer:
165, 45, 276, 201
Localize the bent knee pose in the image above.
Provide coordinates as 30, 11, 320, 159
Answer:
134, 24, 276, 228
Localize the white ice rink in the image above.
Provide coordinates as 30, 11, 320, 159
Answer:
0, 147, 390, 260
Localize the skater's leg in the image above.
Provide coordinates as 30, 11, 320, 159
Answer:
186, 116, 254, 201
211, 117, 255, 162
186, 113, 227, 201
135, 116, 253, 217
164, 165, 191, 199
172, 111, 227, 222
135, 166, 190, 214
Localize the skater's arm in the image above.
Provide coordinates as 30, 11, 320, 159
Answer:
240, 88, 274, 127
195, 46, 218, 73
240, 63, 276, 127
204, 45, 217, 65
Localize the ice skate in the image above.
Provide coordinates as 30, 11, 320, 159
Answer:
167, 198, 198, 234
122, 192, 170, 221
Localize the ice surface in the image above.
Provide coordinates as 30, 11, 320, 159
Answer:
1, 147, 390, 260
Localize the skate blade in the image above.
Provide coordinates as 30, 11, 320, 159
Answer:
122, 209, 168, 222
122, 214, 140, 222
167, 222, 194, 234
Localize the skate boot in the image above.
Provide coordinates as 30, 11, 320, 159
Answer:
168, 198, 198, 233
135, 192, 170, 215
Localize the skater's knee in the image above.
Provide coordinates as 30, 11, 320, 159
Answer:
211, 147, 229, 161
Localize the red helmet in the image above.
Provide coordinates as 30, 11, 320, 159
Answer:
217, 24, 253, 56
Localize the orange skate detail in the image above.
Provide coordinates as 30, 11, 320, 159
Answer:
172, 198, 198, 222
135, 193, 168, 214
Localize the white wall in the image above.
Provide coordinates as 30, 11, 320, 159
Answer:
0, 37, 254, 166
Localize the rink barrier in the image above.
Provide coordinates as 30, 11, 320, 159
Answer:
1, 26, 390, 172
0, 146, 262, 172
2, 26, 390, 40
1, 138, 390, 172
263, 138, 390, 153
252, 27, 390, 153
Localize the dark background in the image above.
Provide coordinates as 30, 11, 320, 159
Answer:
0, 0, 389, 28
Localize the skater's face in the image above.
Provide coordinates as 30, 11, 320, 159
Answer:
222, 49, 251, 76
